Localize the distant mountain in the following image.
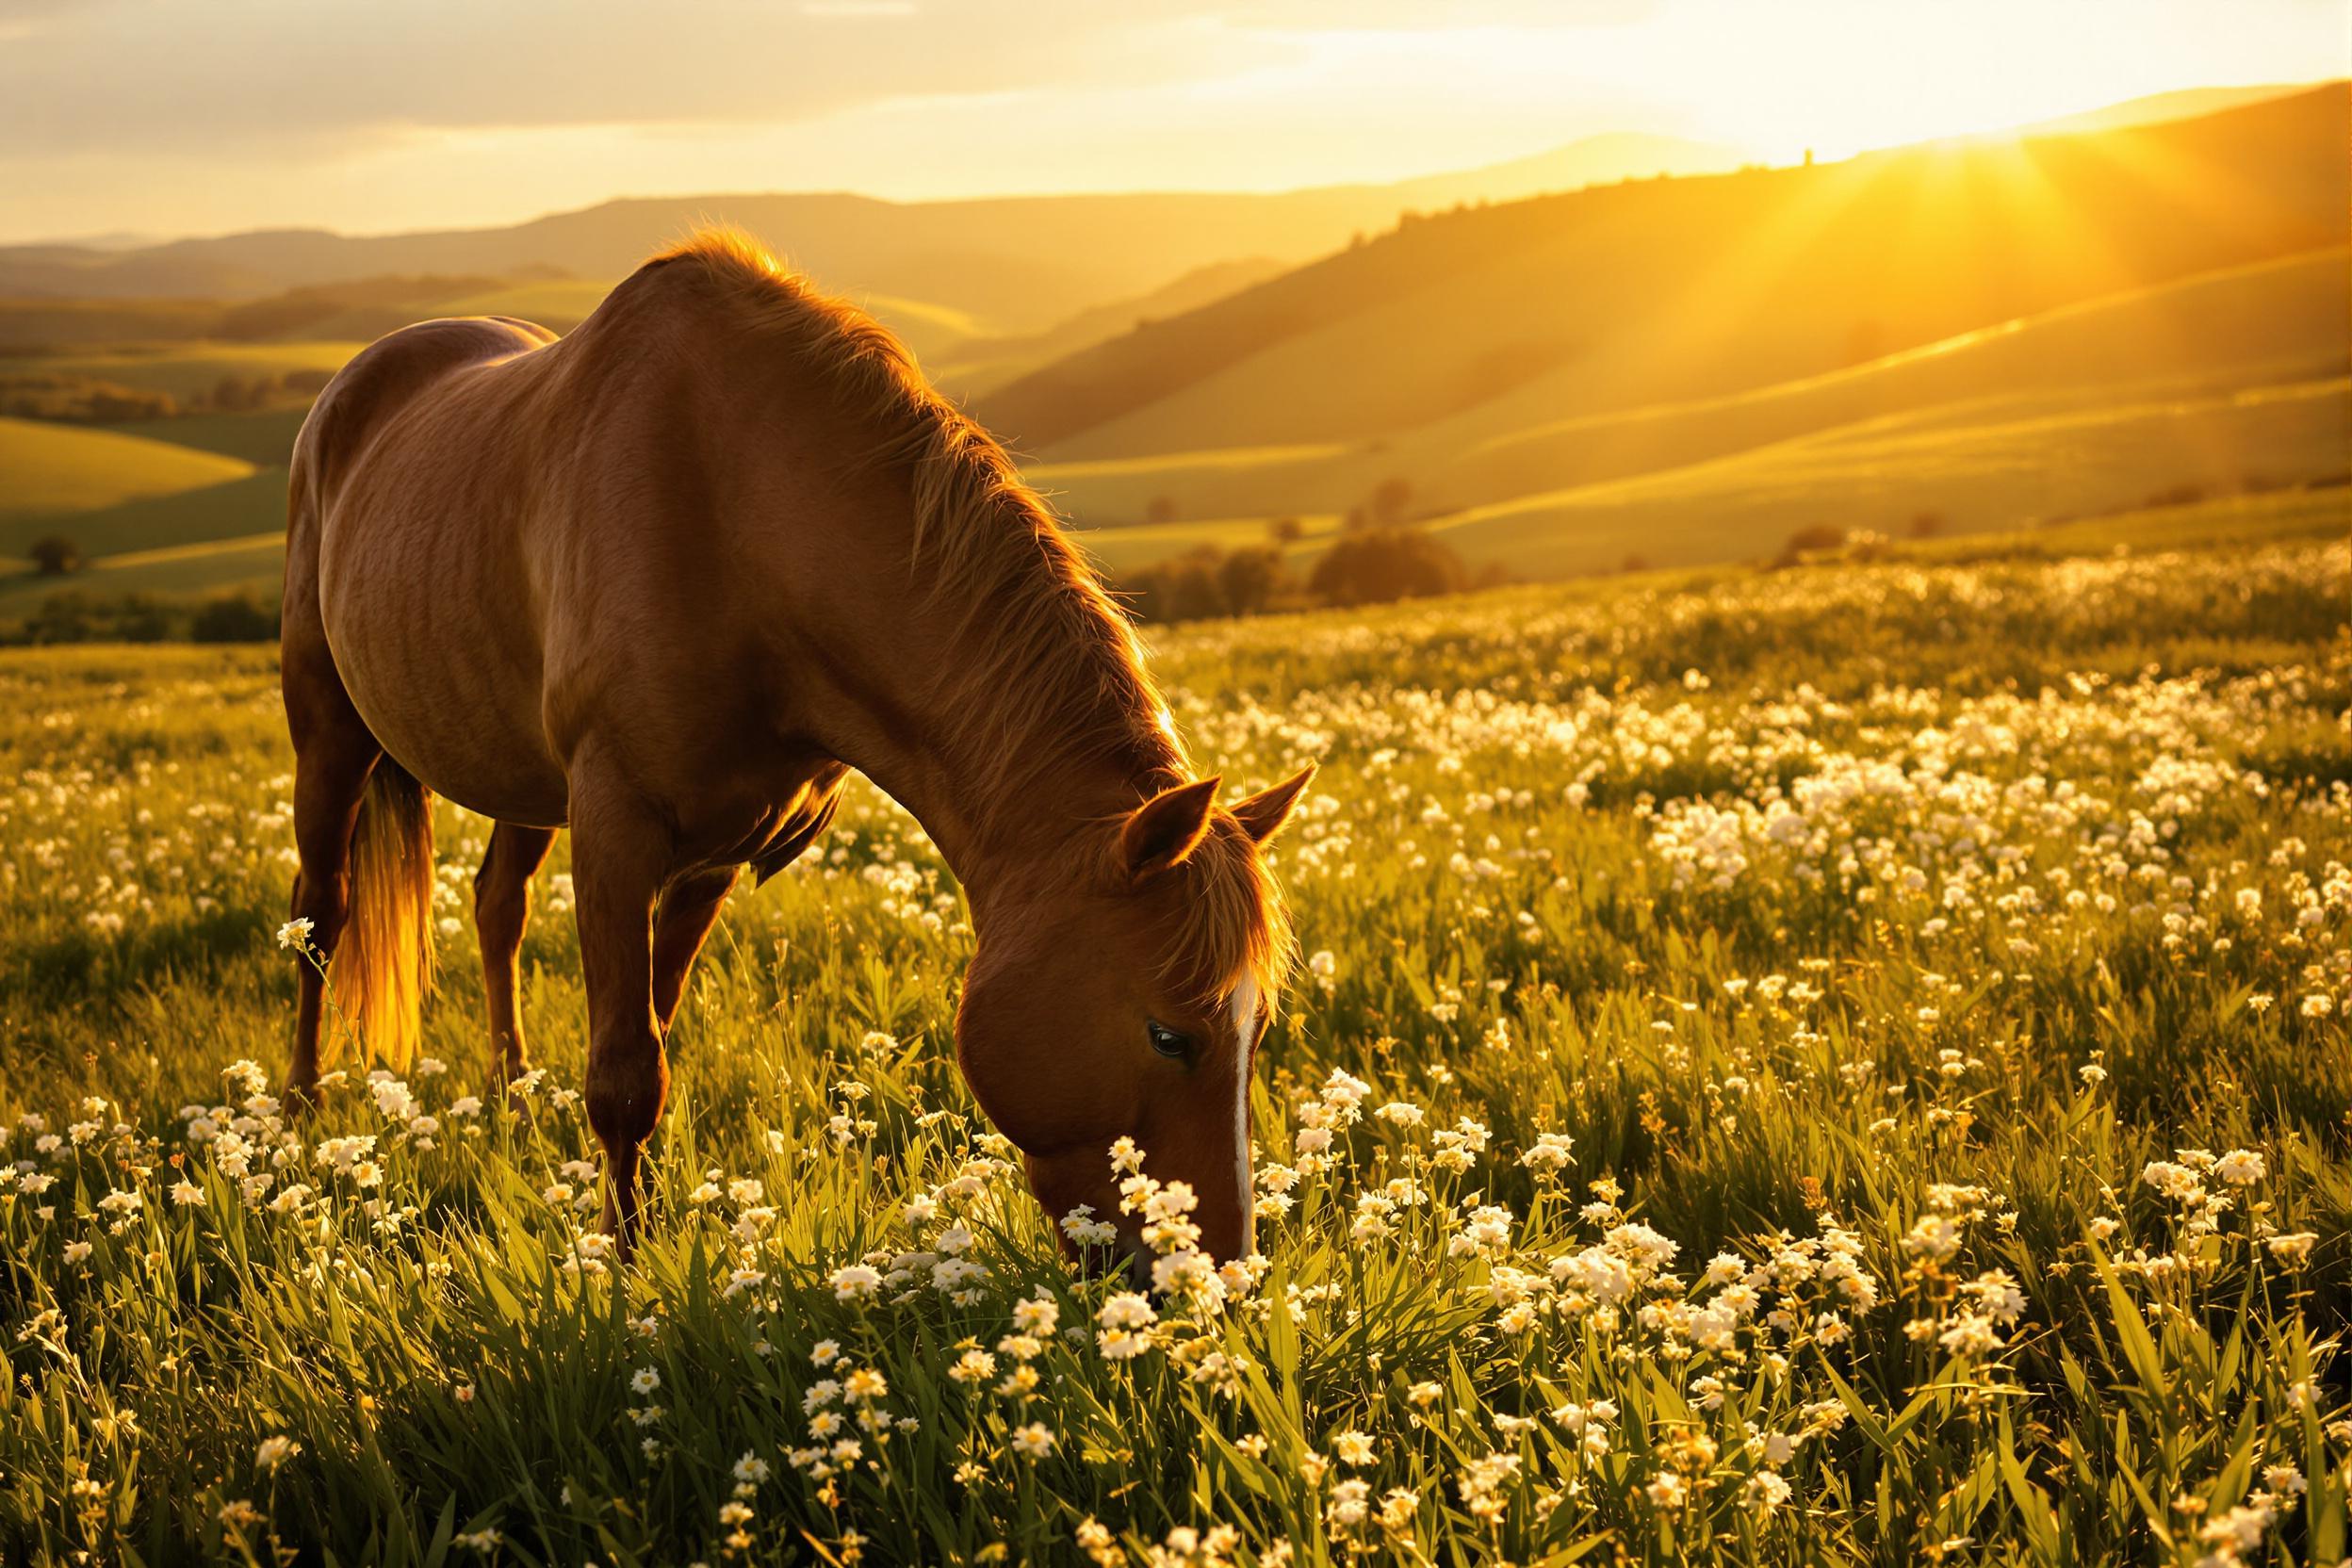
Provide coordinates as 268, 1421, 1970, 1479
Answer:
1387, 132, 1744, 208
0, 135, 1738, 334
931, 256, 1294, 394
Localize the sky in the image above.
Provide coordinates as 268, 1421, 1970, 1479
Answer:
1, 0, 2343, 244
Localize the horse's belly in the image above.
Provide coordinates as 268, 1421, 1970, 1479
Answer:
320, 537, 572, 827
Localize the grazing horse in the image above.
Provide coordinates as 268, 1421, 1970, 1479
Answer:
279, 229, 1312, 1262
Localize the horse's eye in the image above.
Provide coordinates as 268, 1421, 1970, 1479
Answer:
1146, 1020, 1192, 1059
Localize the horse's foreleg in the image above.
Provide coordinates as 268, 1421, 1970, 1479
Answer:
475, 821, 558, 1094
570, 769, 673, 1255
651, 865, 741, 1033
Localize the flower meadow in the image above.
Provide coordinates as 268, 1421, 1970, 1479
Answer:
0, 535, 2347, 1565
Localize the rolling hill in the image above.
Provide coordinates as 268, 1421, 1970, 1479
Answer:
2, 83, 2344, 625
1021, 246, 2348, 527
980, 86, 2348, 459
0, 418, 254, 528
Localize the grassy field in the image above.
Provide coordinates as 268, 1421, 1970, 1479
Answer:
0, 343, 365, 401
1428, 376, 2351, 577
0, 418, 254, 527
0, 530, 2345, 1563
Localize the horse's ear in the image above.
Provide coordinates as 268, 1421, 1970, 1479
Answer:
1121, 776, 1221, 881
1229, 764, 1315, 846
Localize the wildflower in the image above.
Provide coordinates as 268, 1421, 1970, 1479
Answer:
2213, 1150, 2265, 1185
630, 1367, 662, 1396
255, 1435, 300, 1471
276, 918, 315, 950
1010, 1423, 1055, 1458
829, 1264, 883, 1301
1520, 1131, 1575, 1174
1096, 1293, 1159, 1359
2265, 1232, 2317, 1266
1327, 1478, 1371, 1534
1332, 1429, 1376, 1466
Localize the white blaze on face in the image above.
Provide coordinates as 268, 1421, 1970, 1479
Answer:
1228, 973, 1260, 1257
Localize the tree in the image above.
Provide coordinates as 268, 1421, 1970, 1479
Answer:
1266, 515, 1304, 545
1217, 547, 1290, 617
27, 536, 82, 576
1307, 526, 1467, 609
1144, 495, 1181, 527
191, 592, 279, 644
1779, 524, 1844, 564
1908, 511, 1947, 539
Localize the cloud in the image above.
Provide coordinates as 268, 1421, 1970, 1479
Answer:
0, 0, 1266, 154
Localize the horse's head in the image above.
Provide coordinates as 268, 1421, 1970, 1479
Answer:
956, 766, 1314, 1275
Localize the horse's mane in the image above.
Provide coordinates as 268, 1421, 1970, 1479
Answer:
639, 230, 1291, 1005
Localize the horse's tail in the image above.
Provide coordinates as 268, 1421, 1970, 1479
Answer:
330, 762, 437, 1070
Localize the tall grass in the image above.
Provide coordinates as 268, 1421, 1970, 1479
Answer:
0, 538, 2345, 1564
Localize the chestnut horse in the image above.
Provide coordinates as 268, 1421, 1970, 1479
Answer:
281, 230, 1311, 1260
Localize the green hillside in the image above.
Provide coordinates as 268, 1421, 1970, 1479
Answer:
103, 407, 307, 466
984, 87, 2347, 460
1021, 245, 2348, 531
1429, 376, 2349, 577
0, 468, 285, 563
0, 417, 255, 523
0, 341, 364, 400
5, 88, 2343, 607
0, 530, 283, 615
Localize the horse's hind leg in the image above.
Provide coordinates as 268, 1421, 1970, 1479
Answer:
475, 821, 557, 1092
651, 865, 741, 1033
281, 628, 383, 1107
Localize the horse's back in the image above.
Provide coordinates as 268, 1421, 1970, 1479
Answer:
290, 315, 574, 824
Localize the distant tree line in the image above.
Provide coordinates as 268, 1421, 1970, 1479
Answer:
1121, 524, 1504, 625
0, 588, 278, 646
1119, 475, 1508, 624
0, 365, 335, 424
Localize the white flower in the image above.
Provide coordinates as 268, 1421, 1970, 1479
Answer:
829, 1265, 883, 1301
2213, 1150, 2265, 1185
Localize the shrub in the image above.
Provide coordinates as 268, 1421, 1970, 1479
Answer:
1308, 525, 1467, 608
190, 592, 279, 644
27, 535, 82, 576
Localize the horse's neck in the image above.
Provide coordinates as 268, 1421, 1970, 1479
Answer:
818, 561, 1184, 906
